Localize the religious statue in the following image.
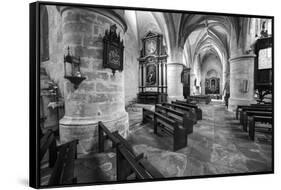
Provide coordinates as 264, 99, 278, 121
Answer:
146, 64, 156, 85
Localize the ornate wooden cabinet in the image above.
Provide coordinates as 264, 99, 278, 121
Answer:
137, 32, 168, 104
254, 36, 272, 103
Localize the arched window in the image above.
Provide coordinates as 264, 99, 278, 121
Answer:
40, 5, 49, 61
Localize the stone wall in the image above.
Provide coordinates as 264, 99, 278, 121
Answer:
201, 54, 223, 95
59, 7, 129, 154
41, 5, 64, 95
41, 5, 129, 154
228, 54, 256, 111
167, 63, 184, 100
124, 13, 139, 105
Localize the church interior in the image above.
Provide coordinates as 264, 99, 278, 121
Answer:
39, 4, 273, 186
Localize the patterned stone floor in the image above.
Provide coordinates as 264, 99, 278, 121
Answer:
127, 101, 272, 176
41, 101, 272, 186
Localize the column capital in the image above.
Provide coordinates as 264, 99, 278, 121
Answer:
57, 6, 127, 32
229, 54, 256, 62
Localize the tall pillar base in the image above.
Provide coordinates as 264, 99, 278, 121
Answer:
228, 97, 255, 112
59, 112, 129, 154
228, 54, 256, 112
167, 63, 184, 100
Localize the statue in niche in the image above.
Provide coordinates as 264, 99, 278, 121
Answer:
146, 64, 156, 86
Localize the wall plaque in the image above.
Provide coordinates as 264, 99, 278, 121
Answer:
103, 24, 124, 75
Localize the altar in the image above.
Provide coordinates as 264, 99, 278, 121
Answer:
137, 32, 168, 104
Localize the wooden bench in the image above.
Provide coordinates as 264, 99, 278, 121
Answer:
116, 144, 163, 180
40, 130, 57, 168
142, 108, 154, 124
248, 115, 272, 140
142, 108, 188, 151
162, 102, 197, 124
113, 132, 164, 180
98, 121, 164, 180
155, 104, 193, 135
48, 139, 79, 186
173, 100, 202, 120
153, 111, 187, 151
241, 110, 272, 131
98, 121, 121, 153
236, 104, 272, 119
239, 107, 272, 126
186, 95, 211, 104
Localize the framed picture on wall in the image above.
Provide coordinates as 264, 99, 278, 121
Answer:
30, 1, 274, 189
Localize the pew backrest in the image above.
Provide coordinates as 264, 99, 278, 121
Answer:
174, 100, 198, 108
173, 100, 202, 120
156, 104, 193, 134
98, 121, 164, 179
162, 103, 197, 124
40, 130, 57, 167
142, 108, 154, 123
48, 140, 78, 186
117, 145, 153, 180
236, 104, 272, 119
98, 121, 121, 153
154, 112, 187, 151
248, 115, 273, 140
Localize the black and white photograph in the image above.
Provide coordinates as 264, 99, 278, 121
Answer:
28, 1, 275, 189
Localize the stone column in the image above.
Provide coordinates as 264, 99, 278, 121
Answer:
228, 54, 256, 111
167, 63, 184, 100
190, 72, 196, 95
58, 7, 129, 154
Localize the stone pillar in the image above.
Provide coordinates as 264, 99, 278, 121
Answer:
58, 7, 129, 154
228, 54, 256, 111
190, 72, 196, 95
167, 63, 184, 100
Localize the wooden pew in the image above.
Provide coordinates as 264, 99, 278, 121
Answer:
239, 107, 272, 126
48, 139, 79, 186
248, 115, 272, 140
241, 110, 272, 131
186, 95, 211, 104
142, 108, 154, 124
98, 121, 164, 180
113, 131, 164, 180
116, 144, 164, 180
153, 111, 187, 151
142, 108, 188, 151
173, 100, 202, 120
40, 130, 57, 168
155, 104, 193, 135
98, 121, 121, 153
162, 102, 197, 124
236, 104, 272, 119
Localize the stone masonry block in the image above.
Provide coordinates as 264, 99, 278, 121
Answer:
63, 22, 92, 34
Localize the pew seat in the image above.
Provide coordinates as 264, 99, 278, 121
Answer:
248, 115, 273, 140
